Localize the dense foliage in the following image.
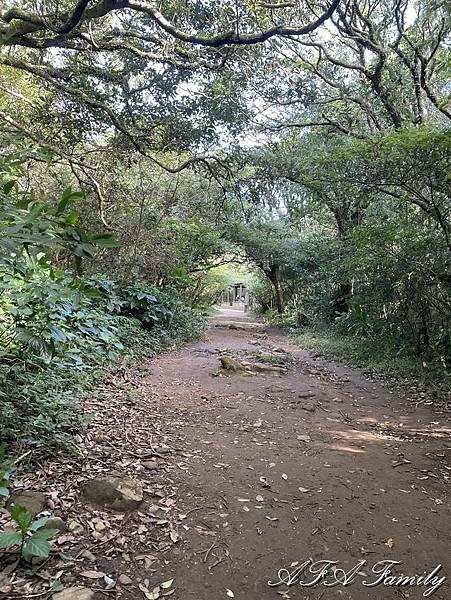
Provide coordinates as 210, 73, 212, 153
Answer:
0, 145, 205, 450
245, 128, 450, 382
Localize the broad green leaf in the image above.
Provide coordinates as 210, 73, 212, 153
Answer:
89, 233, 121, 248
49, 325, 67, 343
51, 581, 65, 592
3, 180, 15, 195
74, 243, 95, 258
65, 211, 78, 226
23, 529, 57, 558
30, 516, 49, 532
11, 505, 32, 533
0, 531, 22, 549
29, 527, 59, 541
56, 187, 84, 215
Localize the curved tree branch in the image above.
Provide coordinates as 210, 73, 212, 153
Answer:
1, 0, 340, 49
57, 0, 93, 34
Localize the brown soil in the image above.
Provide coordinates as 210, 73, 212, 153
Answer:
2, 309, 450, 600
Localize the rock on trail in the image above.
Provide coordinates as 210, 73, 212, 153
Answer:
84, 476, 143, 511
53, 587, 96, 600
8, 490, 46, 516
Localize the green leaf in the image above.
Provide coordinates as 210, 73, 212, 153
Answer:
23, 538, 49, 558
56, 187, 84, 215
29, 527, 59, 541
3, 180, 15, 195
65, 211, 78, 226
0, 531, 22, 549
11, 505, 32, 533
0, 486, 10, 498
23, 529, 57, 558
49, 325, 67, 343
51, 581, 64, 592
74, 242, 95, 258
27, 335, 53, 360
30, 516, 49, 532
89, 234, 121, 248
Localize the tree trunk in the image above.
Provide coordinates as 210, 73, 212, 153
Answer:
332, 282, 352, 316
266, 266, 284, 314
331, 202, 358, 316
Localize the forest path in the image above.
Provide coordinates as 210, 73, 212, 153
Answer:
113, 308, 449, 600
19, 310, 449, 600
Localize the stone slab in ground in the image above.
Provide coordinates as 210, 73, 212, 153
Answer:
52, 587, 96, 600
213, 321, 266, 332
84, 475, 143, 511
8, 491, 45, 516
45, 516, 66, 532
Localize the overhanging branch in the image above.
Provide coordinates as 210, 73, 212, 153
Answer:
1, 0, 340, 49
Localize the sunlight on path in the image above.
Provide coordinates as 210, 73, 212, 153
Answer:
210, 304, 258, 323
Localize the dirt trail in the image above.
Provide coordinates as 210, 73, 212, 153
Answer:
5, 308, 449, 600
127, 308, 450, 600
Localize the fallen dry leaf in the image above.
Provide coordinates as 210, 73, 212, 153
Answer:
80, 570, 106, 579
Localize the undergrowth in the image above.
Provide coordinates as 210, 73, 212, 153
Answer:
0, 282, 206, 454
255, 310, 451, 400
292, 327, 450, 400
0, 147, 206, 455
256, 310, 449, 399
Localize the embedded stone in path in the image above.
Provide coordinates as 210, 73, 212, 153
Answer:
142, 460, 159, 470
220, 355, 287, 375
45, 516, 66, 532
220, 356, 245, 371
53, 587, 96, 600
84, 476, 143, 511
250, 362, 287, 375
9, 491, 45, 516
213, 320, 266, 332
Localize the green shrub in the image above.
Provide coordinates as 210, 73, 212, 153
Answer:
0, 147, 206, 453
293, 327, 450, 398
0, 505, 59, 561
0, 275, 206, 451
